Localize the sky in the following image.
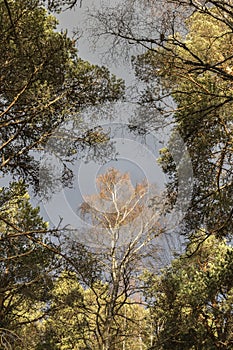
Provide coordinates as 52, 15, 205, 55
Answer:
57, 0, 134, 83
34, 2, 187, 264
0, 1, 189, 263
39, 1, 168, 227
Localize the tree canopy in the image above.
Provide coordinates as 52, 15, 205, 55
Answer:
0, 182, 57, 347
90, 0, 233, 238
144, 234, 233, 349
134, 8, 233, 238
0, 0, 125, 347
0, 0, 233, 349
0, 0, 124, 191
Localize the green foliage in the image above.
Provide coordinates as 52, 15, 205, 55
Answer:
0, 181, 57, 347
0, 0, 124, 191
134, 7, 233, 237
144, 234, 233, 349
31, 272, 150, 350
35, 272, 87, 350
3, 1, 233, 348
0, 1, 126, 347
